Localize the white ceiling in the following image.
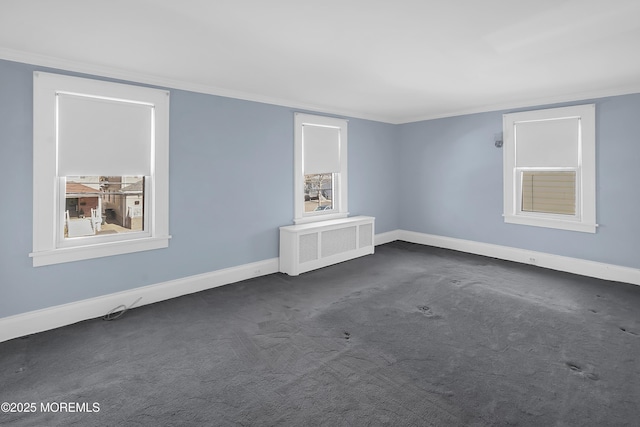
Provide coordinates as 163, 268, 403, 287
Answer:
1, 0, 640, 123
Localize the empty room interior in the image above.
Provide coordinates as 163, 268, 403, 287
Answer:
1, 1, 640, 426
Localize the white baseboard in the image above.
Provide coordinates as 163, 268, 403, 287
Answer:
375, 230, 401, 246
396, 230, 640, 286
4, 230, 638, 343
0, 258, 279, 343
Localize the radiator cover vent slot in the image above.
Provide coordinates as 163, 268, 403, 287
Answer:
321, 226, 357, 258
359, 223, 373, 248
299, 233, 318, 263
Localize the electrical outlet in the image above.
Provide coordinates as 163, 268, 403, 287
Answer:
529, 257, 536, 264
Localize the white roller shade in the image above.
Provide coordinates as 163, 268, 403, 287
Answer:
57, 93, 153, 176
515, 117, 579, 167
303, 124, 341, 174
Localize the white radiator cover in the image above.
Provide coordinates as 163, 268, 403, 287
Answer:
279, 216, 375, 275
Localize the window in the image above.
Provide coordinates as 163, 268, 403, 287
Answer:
304, 173, 334, 212
294, 113, 348, 224
31, 72, 170, 266
502, 104, 596, 233
520, 170, 575, 215
63, 176, 145, 239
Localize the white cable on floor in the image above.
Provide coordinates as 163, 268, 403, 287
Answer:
103, 297, 142, 321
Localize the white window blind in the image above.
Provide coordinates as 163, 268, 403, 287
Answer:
57, 93, 153, 176
515, 117, 579, 167
302, 124, 341, 174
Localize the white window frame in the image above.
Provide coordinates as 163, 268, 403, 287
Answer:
503, 104, 596, 233
30, 72, 170, 266
294, 113, 348, 224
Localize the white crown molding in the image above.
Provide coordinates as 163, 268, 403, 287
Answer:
395, 84, 640, 124
4, 47, 640, 125
0, 47, 390, 124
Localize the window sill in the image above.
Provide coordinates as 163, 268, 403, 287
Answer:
30, 235, 171, 267
294, 212, 349, 225
504, 215, 597, 233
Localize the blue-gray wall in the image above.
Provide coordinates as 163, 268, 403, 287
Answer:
2, 56, 639, 320
0, 59, 399, 318
398, 94, 640, 269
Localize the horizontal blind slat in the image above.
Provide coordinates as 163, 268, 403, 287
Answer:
521, 171, 576, 215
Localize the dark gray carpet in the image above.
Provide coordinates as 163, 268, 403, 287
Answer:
1, 241, 639, 426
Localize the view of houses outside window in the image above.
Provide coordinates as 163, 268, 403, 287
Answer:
64, 176, 145, 238
304, 173, 334, 213
520, 170, 576, 215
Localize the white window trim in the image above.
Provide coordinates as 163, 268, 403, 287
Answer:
294, 113, 348, 224
503, 104, 597, 233
30, 72, 171, 266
